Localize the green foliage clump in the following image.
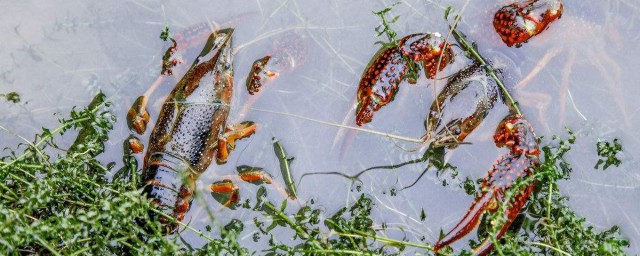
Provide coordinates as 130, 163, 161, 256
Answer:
0, 93, 245, 255
0, 92, 431, 255
252, 189, 431, 255
1, 91, 20, 103
373, 3, 400, 47
595, 138, 623, 170
159, 26, 170, 41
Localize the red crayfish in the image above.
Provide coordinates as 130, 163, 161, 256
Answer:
434, 114, 540, 255
493, 0, 563, 47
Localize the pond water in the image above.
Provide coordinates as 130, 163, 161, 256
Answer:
1, 0, 639, 253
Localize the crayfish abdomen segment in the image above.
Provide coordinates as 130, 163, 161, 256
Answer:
142, 152, 196, 233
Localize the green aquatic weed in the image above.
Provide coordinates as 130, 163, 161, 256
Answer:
373, 2, 400, 48
595, 138, 623, 170
0, 93, 244, 255
0, 91, 20, 103
372, 3, 421, 84
160, 26, 170, 41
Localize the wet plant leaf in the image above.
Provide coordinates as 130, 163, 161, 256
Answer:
160, 26, 170, 41
0, 91, 20, 103
595, 138, 623, 170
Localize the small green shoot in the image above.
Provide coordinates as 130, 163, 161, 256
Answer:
595, 138, 623, 170
160, 25, 170, 41
273, 137, 297, 200
1, 91, 20, 103
372, 3, 421, 82
373, 2, 401, 48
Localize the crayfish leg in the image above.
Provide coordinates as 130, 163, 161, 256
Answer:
210, 179, 241, 207
215, 121, 257, 164
434, 191, 495, 252
126, 96, 151, 135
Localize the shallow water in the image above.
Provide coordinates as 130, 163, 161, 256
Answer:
1, 0, 639, 253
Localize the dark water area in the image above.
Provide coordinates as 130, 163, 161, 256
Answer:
1, 0, 639, 253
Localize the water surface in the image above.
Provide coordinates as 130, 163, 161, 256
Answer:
1, 0, 639, 253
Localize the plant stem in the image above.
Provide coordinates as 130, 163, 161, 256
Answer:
295, 249, 369, 255
343, 229, 433, 251
547, 182, 553, 220
0, 116, 92, 171
449, 27, 522, 115
263, 201, 324, 250
528, 241, 571, 256
251, 107, 423, 143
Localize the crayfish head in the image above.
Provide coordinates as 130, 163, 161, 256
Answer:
493, 114, 521, 148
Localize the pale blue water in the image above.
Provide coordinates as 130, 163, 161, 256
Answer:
1, 0, 639, 253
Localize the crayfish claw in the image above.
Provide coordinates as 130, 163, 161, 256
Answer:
434, 191, 494, 253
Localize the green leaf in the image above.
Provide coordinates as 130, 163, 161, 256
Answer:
160, 26, 170, 41
280, 199, 287, 212
444, 6, 453, 20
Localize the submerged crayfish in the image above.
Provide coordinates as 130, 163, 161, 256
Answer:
140, 28, 256, 233
493, 0, 563, 47
434, 114, 540, 255
355, 32, 454, 126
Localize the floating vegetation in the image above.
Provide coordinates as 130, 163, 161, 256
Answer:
0, 95, 629, 255
479, 130, 629, 255
160, 25, 170, 41
595, 138, 623, 170
0, 91, 20, 103
272, 137, 297, 200
159, 25, 182, 76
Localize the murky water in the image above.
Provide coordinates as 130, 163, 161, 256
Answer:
1, 0, 639, 253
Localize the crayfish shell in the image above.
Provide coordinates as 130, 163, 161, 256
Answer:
425, 62, 498, 147
399, 32, 454, 79
355, 46, 409, 126
493, 0, 563, 47
355, 32, 454, 126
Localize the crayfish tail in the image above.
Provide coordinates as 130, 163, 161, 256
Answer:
141, 153, 196, 234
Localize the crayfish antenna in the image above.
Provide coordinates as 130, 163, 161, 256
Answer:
434, 191, 494, 252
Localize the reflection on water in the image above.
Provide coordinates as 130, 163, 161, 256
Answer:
1, 0, 639, 253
